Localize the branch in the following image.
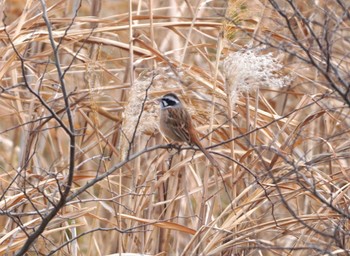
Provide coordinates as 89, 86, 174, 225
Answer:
14, 1, 78, 254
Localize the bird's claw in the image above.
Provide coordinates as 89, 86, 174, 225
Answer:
167, 143, 182, 154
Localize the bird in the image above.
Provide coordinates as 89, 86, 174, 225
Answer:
158, 93, 219, 168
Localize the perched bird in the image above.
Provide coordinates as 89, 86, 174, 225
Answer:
159, 93, 219, 167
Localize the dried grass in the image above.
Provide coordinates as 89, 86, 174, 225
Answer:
0, 0, 349, 255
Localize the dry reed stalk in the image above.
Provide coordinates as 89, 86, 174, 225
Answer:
0, 0, 349, 255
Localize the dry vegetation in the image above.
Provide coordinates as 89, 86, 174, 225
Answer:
0, 0, 349, 255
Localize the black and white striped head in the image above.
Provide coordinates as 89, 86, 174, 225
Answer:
159, 93, 182, 109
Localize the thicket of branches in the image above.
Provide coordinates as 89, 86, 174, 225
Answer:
0, 0, 349, 255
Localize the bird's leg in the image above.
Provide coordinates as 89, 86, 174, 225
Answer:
167, 142, 182, 155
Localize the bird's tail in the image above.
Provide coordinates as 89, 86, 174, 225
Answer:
195, 140, 221, 170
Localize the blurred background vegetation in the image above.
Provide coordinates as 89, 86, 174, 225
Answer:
0, 0, 349, 255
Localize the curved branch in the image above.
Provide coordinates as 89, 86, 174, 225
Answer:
15, 1, 78, 255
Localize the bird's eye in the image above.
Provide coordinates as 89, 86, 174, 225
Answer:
167, 98, 177, 105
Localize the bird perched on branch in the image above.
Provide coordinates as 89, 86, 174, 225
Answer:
158, 93, 219, 168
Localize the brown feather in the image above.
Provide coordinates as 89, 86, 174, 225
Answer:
159, 95, 220, 168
